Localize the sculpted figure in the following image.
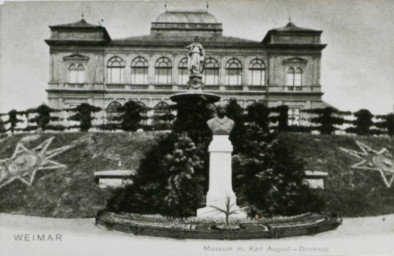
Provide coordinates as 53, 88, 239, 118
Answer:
207, 105, 234, 135
186, 37, 205, 75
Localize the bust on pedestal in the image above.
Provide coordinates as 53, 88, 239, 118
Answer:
197, 105, 247, 219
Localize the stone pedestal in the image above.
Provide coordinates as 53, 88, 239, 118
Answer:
197, 135, 247, 219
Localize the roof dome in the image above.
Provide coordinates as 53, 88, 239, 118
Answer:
155, 9, 219, 23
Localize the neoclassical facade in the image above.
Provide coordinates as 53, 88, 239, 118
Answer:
46, 9, 329, 125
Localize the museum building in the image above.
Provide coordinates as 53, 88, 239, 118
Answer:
45, 8, 329, 125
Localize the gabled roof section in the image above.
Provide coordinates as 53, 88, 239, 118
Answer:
155, 9, 218, 23
46, 18, 111, 45
49, 18, 101, 29
270, 22, 321, 33
111, 34, 261, 48
263, 21, 323, 45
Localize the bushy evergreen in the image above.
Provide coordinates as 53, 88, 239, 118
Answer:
303, 107, 350, 134
28, 104, 60, 131
4, 110, 24, 133
68, 103, 101, 132
375, 113, 394, 137
232, 123, 323, 216
270, 105, 289, 132
113, 100, 143, 131
245, 102, 270, 132
346, 109, 374, 135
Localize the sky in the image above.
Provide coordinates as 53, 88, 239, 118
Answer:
0, 0, 393, 114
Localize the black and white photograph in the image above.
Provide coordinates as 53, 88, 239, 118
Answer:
0, 0, 393, 255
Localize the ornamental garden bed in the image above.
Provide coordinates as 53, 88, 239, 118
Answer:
96, 211, 342, 240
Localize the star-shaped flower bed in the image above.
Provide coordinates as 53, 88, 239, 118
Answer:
0, 137, 73, 189
340, 141, 394, 188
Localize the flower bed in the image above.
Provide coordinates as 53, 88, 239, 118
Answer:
96, 211, 342, 240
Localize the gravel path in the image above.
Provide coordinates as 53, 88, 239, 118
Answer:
0, 213, 393, 256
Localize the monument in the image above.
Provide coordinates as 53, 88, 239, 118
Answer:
197, 104, 247, 218
171, 39, 246, 219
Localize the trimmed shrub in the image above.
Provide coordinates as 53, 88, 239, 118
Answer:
68, 103, 101, 132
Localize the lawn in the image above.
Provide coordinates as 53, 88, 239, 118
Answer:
0, 132, 393, 218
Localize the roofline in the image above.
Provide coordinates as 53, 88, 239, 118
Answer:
48, 25, 112, 41
151, 22, 222, 25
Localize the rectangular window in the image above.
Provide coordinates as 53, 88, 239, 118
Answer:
227, 70, 241, 85
77, 71, 84, 84
69, 70, 77, 84
108, 68, 123, 84
251, 70, 265, 86
204, 69, 218, 85
178, 69, 188, 85
294, 73, 302, 86
132, 68, 147, 84
286, 73, 294, 86
155, 69, 171, 84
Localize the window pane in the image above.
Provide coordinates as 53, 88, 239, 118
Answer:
156, 68, 171, 84
286, 72, 294, 86
179, 69, 188, 85
77, 70, 84, 84
294, 73, 302, 86
251, 70, 264, 85
227, 69, 241, 85
132, 68, 147, 84
70, 70, 77, 83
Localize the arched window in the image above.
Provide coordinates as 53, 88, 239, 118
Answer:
106, 101, 122, 122
204, 57, 219, 85
249, 59, 265, 86
294, 68, 303, 86
225, 58, 242, 86
69, 64, 77, 84
178, 57, 188, 85
107, 56, 125, 84
286, 67, 295, 86
131, 57, 148, 84
155, 57, 172, 84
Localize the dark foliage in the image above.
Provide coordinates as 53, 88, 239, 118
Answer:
0, 118, 6, 133
113, 100, 143, 131
245, 102, 270, 132
270, 105, 289, 132
233, 124, 324, 216
348, 109, 374, 135
225, 99, 245, 152
303, 107, 350, 134
4, 110, 24, 133
67, 103, 101, 132
375, 113, 394, 137
107, 133, 206, 217
28, 104, 59, 131
172, 97, 213, 145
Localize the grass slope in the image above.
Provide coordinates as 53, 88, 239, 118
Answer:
279, 133, 394, 217
0, 132, 158, 218
0, 132, 393, 218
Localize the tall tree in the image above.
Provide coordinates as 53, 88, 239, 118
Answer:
303, 107, 350, 134
4, 110, 24, 134
68, 103, 101, 132
245, 102, 270, 132
28, 104, 60, 131
350, 109, 374, 135
113, 100, 144, 131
